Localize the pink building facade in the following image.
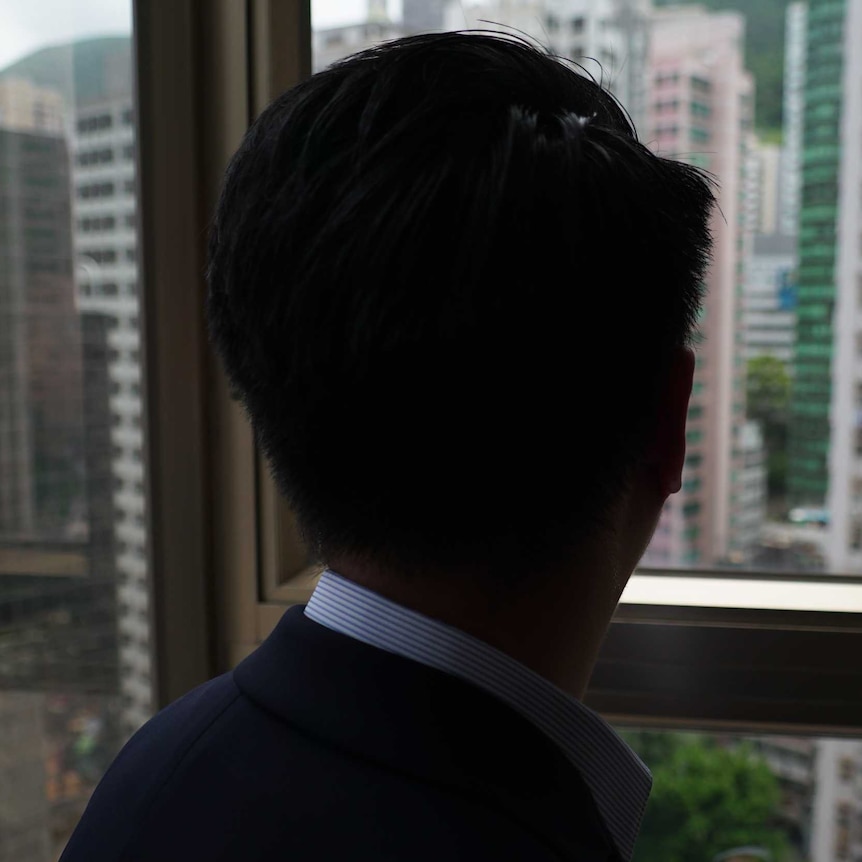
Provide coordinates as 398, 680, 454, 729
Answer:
641, 8, 755, 568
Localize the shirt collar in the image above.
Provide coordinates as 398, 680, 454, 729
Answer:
305, 569, 651, 861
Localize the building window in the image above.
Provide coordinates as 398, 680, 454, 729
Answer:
570, 16, 584, 33
80, 249, 118, 264
77, 112, 113, 133
77, 147, 114, 165
78, 215, 117, 232
77, 181, 115, 199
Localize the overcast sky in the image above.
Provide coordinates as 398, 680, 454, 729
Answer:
0, 0, 404, 69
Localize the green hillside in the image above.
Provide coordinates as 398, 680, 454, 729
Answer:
0, 36, 132, 107
654, 0, 792, 134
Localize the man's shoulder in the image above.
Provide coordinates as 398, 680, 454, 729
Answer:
60, 669, 577, 862
60, 608, 616, 862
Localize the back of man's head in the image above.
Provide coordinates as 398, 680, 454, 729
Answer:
207, 32, 715, 581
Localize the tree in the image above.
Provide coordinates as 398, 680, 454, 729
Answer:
746, 356, 792, 500
625, 733, 791, 862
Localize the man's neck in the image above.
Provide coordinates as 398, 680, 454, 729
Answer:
326, 551, 629, 699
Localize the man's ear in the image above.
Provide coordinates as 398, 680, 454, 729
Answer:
648, 347, 696, 498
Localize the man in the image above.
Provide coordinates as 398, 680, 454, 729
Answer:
61, 32, 714, 861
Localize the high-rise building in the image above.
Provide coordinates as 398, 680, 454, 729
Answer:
788, 0, 850, 508
810, 740, 862, 862
443, 0, 651, 133
311, 3, 405, 72
0, 69, 124, 859
780, 2, 807, 239
403, 0, 448, 31
786, 0, 862, 577
641, 7, 756, 566
443, 0, 546, 41
1, 35, 152, 737
743, 234, 797, 366
748, 141, 783, 236
745, 736, 816, 858
73, 92, 149, 734
0, 78, 64, 135
0, 121, 84, 540
740, 2, 806, 380
735, 421, 767, 553
547, 0, 651, 132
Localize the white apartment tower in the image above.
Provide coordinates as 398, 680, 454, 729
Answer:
810, 740, 862, 862
72, 96, 151, 735
642, 7, 756, 566
543, 0, 651, 131
822, 0, 862, 574
443, 0, 651, 133
780, 2, 807, 238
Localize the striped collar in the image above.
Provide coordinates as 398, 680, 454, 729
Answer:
305, 569, 651, 861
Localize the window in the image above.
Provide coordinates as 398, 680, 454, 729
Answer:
76, 147, 114, 165
305, 3, 862, 834
0, 2, 151, 856
78, 215, 116, 232
79, 248, 118, 264
656, 70, 680, 87
76, 112, 113, 133
76, 180, 115, 199
3, 1, 862, 858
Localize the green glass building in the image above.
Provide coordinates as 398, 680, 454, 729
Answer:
787, 0, 846, 505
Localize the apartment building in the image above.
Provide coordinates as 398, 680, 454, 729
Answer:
642, 7, 756, 566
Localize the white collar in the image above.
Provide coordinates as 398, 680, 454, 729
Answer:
305, 569, 651, 860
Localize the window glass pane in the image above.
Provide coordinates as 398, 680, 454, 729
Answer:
619, 726, 862, 862
312, 0, 862, 610
0, 4, 149, 858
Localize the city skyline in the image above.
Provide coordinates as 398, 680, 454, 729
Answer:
0, 0, 407, 70
2, 1, 862, 860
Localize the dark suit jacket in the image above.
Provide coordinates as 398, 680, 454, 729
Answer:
60, 605, 620, 861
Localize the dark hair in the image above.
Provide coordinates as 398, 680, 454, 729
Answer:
207, 32, 715, 579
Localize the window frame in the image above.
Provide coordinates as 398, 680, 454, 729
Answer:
137, 0, 862, 734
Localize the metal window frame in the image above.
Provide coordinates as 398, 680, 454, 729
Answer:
136, 0, 862, 734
